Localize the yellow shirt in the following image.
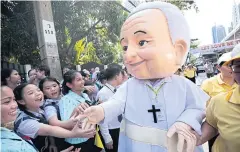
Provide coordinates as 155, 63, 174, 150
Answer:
201, 74, 238, 106
206, 86, 240, 152
184, 68, 196, 78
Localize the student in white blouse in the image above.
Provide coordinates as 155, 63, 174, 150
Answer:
96, 67, 124, 152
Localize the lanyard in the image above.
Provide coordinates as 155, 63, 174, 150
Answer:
105, 84, 116, 93
146, 82, 166, 99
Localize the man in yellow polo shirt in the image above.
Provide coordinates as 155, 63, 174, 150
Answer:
201, 52, 237, 104
184, 64, 197, 83
196, 44, 240, 152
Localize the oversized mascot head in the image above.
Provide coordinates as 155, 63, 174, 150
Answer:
120, 2, 190, 79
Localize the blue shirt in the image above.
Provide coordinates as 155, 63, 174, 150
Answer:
1, 127, 37, 152
14, 110, 45, 139
59, 90, 90, 144
43, 99, 60, 121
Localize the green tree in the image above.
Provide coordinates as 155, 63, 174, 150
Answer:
52, 1, 128, 66
188, 39, 200, 64
1, 1, 41, 66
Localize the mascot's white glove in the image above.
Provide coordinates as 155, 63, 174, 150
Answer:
167, 122, 197, 152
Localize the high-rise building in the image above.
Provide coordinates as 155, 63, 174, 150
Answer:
232, 1, 240, 28
228, 27, 233, 33
212, 25, 226, 43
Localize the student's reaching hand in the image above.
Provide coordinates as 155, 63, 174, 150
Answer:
72, 119, 96, 138
67, 112, 83, 129
60, 146, 81, 152
71, 102, 90, 116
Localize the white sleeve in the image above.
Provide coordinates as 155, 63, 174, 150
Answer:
177, 79, 209, 135
99, 123, 112, 144
97, 92, 112, 144
100, 81, 128, 124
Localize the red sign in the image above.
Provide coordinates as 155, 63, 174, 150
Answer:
200, 39, 240, 50
191, 39, 240, 54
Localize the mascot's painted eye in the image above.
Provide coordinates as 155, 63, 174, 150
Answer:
123, 46, 128, 51
139, 40, 149, 46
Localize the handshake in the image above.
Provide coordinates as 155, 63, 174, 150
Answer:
71, 102, 105, 130
73, 102, 202, 152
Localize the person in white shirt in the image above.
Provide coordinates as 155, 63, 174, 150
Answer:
204, 61, 214, 78
96, 67, 124, 152
92, 67, 100, 82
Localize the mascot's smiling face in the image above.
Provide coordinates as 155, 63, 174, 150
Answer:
120, 2, 190, 79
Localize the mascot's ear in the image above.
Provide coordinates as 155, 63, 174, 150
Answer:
174, 39, 187, 65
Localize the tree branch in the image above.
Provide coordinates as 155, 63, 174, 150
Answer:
95, 26, 105, 30
113, 1, 131, 13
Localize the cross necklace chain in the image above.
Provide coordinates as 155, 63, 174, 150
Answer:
146, 82, 166, 102
146, 81, 166, 123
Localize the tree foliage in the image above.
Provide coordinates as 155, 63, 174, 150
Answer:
1, 1, 40, 66
187, 39, 200, 64
190, 39, 200, 49
51, 1, 128, 67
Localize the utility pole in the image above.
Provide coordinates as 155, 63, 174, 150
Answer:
33, 1, 62, 81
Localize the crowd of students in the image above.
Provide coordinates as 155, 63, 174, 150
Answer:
1, 64, 128, 152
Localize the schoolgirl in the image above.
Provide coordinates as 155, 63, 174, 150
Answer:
1, 86, 36, 152
39, 77, 77, 129
59, 70, 102, 152
13, 83, 95, 152
1, 68, 21, 90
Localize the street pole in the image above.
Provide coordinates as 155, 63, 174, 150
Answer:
33, 1, 63, 81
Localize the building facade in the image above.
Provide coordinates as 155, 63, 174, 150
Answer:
232, 3, 240, 28
212, 25, 226, 43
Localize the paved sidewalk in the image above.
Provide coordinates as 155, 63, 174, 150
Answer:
196, 73, 208, 86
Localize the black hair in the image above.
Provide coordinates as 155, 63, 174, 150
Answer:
37, 65, 50, 77
39, 77, 60, 92
1, 68, 15, 85
62, 70, 79, 95
177, 68, 182, 72
108, 64, 122, 69
27, 69, 35, 77
97, 70, 106, 83
80, 71, 87, 78
121, 69, 128, 76
102, 67, 122, 81
13, 83, 29, 111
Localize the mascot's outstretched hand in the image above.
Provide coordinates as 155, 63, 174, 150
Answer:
82, 105, 105, 129
167, 122, 197, 152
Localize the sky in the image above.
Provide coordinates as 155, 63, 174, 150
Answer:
184, 0, 235, 46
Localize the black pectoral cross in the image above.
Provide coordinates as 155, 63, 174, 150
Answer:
148, 105, 161, 123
